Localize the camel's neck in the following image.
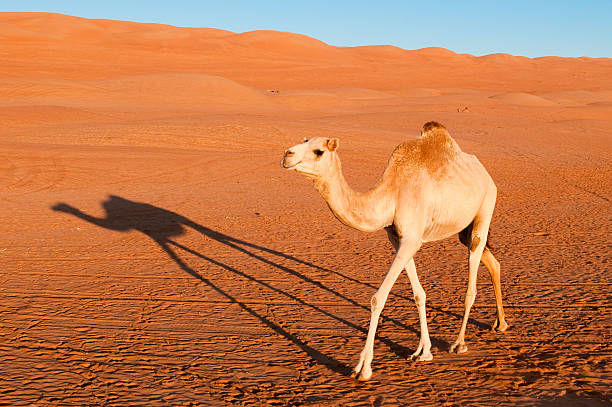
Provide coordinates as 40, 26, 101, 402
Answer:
313, 154, 395, 233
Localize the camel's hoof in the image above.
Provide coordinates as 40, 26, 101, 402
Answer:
358, 372, 372, 381
352, 366, 372, 381
449, 342, 468, 354
411, 351, 433, 362
492, 319, 509, 332
417, 352, 433, 361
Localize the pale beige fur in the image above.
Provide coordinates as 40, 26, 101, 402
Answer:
281, 122, 508, 381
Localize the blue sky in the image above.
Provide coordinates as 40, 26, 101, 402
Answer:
1, 1, 611, 57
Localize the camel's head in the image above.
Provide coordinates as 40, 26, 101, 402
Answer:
281, 137, 339, 179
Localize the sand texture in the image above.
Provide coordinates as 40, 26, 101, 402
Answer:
1, 12, 611, 406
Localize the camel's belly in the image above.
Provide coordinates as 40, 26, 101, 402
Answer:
421, 208, 476, 243
421, 222, 468, 243
420, 162, 490, 242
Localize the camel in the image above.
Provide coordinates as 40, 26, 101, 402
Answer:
280, 121, 508, 381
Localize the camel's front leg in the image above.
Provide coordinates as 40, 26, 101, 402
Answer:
385, 227, 432, 361
352, 241, 417, 381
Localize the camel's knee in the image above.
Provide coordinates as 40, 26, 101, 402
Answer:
470, 235, 481, 252
470, 230, 490, 254
370, 293, 386, 313
464, 288, 477, 305
490, 258, 500, 274
414, 294, 425, 307
482, 249, 501, 281
483, 249, 500, 271
488, 263, 500, 281
413, 288, 426, 307
490, 252, 500, 269
370, 295, 380, 312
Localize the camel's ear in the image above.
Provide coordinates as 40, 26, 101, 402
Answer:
326, 138, 339, 152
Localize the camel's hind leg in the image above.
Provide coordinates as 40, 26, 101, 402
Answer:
481, 248, 509, 331
458, 223, 508, 332
450, 195, 496, 354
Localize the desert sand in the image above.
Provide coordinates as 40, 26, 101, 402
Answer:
0, 12, 610, 406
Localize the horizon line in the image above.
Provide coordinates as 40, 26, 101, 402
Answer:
3, 11, 611, 60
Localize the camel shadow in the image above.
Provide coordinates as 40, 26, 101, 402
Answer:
51, 195, 453, 375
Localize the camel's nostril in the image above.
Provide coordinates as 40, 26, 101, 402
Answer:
281, 150, 297, 168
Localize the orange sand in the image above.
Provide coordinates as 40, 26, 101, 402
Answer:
1, 12, 610, 405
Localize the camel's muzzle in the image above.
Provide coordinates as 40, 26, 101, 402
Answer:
281, 150, 298, 169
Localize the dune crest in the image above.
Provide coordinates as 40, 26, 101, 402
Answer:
414, 47, 460, 57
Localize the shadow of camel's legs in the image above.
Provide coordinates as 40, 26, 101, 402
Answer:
166, 239, 427, 358
191, 223, 482, 343
202, 237, 451, 351
185, 220, 421, 305
157, 240, 351, 375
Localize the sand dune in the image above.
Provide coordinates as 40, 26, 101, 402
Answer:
347, 44, 410, 60
391, 88, 444, 97
326, 87, 394, 99
2, 11, 611, 91
271, 87, 394, 110
92, 73, 275, 107
540, 90, 612, 106
0, 74, 276, 110
478, 53, 531, 64
586, 100, 612, 108
489, 92, 558, 106
0, 12, 610, 406
229, 30, 329, 49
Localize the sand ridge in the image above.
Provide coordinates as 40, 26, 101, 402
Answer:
0, 11, 610, 406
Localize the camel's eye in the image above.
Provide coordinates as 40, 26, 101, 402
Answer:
314, 149, 324, 157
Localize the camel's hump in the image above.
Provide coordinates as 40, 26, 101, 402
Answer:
390, 122, 461, 173
422, 121, 447, 135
